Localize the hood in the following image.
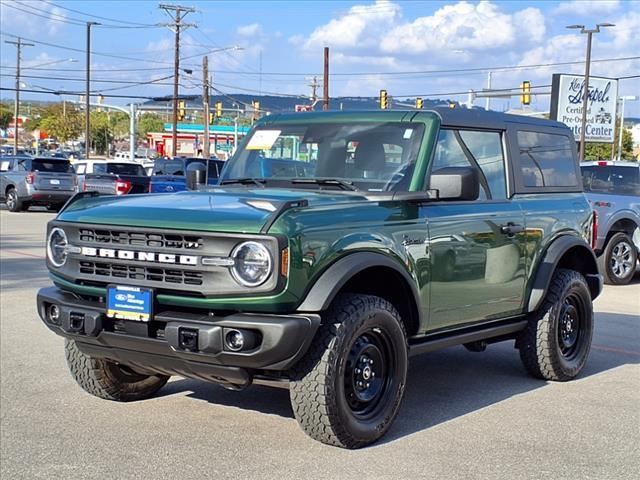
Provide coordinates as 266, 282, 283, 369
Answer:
58, 188, 369, 233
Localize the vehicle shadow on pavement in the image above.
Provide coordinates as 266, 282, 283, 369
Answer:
157, 312, 638, 442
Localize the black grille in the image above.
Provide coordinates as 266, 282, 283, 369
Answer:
78, 229, 203, 250
79, 261, 203, 285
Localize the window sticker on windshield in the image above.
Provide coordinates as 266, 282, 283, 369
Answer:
246, 130, 281, 150
403, 128, 414, 139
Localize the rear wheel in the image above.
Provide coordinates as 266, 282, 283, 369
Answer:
599, 232, 637, 285
290, 294, 408, 449
518, 269, 593, 381
6, 188, 23, 212
65, 340, 169, 401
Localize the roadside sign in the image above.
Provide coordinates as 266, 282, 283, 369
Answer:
550, 74, 618, 143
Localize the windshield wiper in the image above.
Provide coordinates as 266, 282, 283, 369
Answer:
219, 177, 266, 187
291, 178, 359, 191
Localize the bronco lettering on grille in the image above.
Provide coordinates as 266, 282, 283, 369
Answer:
79, 246, 198, 265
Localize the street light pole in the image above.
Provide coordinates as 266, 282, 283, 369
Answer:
85, 22, 100, 159
567, 23, 615, 162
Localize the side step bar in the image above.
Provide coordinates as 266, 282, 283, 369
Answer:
408, 318, 527, 357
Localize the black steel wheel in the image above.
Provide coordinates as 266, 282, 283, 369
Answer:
518, 269, 593, 381
290, 294, 408, 449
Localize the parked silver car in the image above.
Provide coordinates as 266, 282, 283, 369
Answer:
0, 156, 77, 212
581, 161, 640, 284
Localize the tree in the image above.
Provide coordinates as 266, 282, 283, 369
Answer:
584, 118, 635, 161
0, 102, 13, 130
90, 111, 113, 155
38, 103, 83, 142
137, 113, 164, 139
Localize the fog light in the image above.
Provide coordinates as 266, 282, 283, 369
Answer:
48, 304, 61, 325
225, 329, 244, 352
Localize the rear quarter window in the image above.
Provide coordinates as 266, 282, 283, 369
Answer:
515, 130, 579, 190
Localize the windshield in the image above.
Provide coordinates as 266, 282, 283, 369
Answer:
581, 166, 640, 196
221, 122, 425, 191
32, 159, 74, 173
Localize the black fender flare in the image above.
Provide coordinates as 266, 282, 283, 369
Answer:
527, 234, 602, 312
296, 252, 422, 317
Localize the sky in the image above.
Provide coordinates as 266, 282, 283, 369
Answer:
1, 0, 639, 116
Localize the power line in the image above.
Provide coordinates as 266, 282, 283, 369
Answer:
0, 86, 155, 99
6, 1, 160, 29
47, 1, 159, 27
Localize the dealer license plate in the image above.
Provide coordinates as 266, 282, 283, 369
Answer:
106, 285, 153, 322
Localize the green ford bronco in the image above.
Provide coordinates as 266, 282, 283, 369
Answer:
38, 108, 602, 448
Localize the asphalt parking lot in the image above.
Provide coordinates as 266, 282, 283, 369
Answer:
1, 208, 639, 480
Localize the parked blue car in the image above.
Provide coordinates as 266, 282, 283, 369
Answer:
149, 157, 226, 193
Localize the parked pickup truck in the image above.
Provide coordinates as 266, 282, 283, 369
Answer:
581, 161, 640, 284
83, 162, 149, 196
149, 156, 225, 193
1, 156, 76, 211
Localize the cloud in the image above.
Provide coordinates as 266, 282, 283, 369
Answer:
554, 0, 621, 16
297, 0, 401, 51
381, 1, 545, 54
237, 23, 263, 37
0, 0, 68, 36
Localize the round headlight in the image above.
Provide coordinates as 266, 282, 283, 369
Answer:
47, 227, 68, 267
231, 241, 272, 287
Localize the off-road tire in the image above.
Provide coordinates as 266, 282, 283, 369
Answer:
65, 339, 169, 401
6, 188, 23, 212
599, 232, 637, 285
518, 269, 593, 381
290, 294, 408, 449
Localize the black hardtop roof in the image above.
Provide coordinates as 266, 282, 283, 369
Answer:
264, 108, 569, 132
429, 107, 568, 130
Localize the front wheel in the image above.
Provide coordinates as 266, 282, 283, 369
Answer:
65, 340, 169, 401
599, 232, 637, 285
518, 269, 593, 381
290, 294, 408, 449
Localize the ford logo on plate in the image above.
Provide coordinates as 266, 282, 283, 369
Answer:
115, 293, 128, 301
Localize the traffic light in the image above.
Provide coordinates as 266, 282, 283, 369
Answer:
209, 112, 214, 125
415, 97, 423, 109
178, 100, 186, 121
520, 81, 531, 105
380, 89, 388, 110
215, 101, 222, 118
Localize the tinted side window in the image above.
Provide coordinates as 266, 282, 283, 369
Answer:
93, 163, 107, 174
517, 131, 577, 188
431, 129, 507, 200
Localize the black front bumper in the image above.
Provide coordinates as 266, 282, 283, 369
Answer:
37, 287, 320, 388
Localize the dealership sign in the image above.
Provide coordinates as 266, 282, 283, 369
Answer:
550, 74, 618, 143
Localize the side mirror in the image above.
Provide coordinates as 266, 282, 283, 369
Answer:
429, 166, 479, 201
186, 162, 207, 191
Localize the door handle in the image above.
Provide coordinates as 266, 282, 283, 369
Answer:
500, 222, 525, 236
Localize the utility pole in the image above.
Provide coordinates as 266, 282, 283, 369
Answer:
4, 37, 33, 154
85, 22, 99, 159
323, 47, 329, 111
202, 55, 210, 161
567, 23, 615, 161
159, 4, 196, 158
